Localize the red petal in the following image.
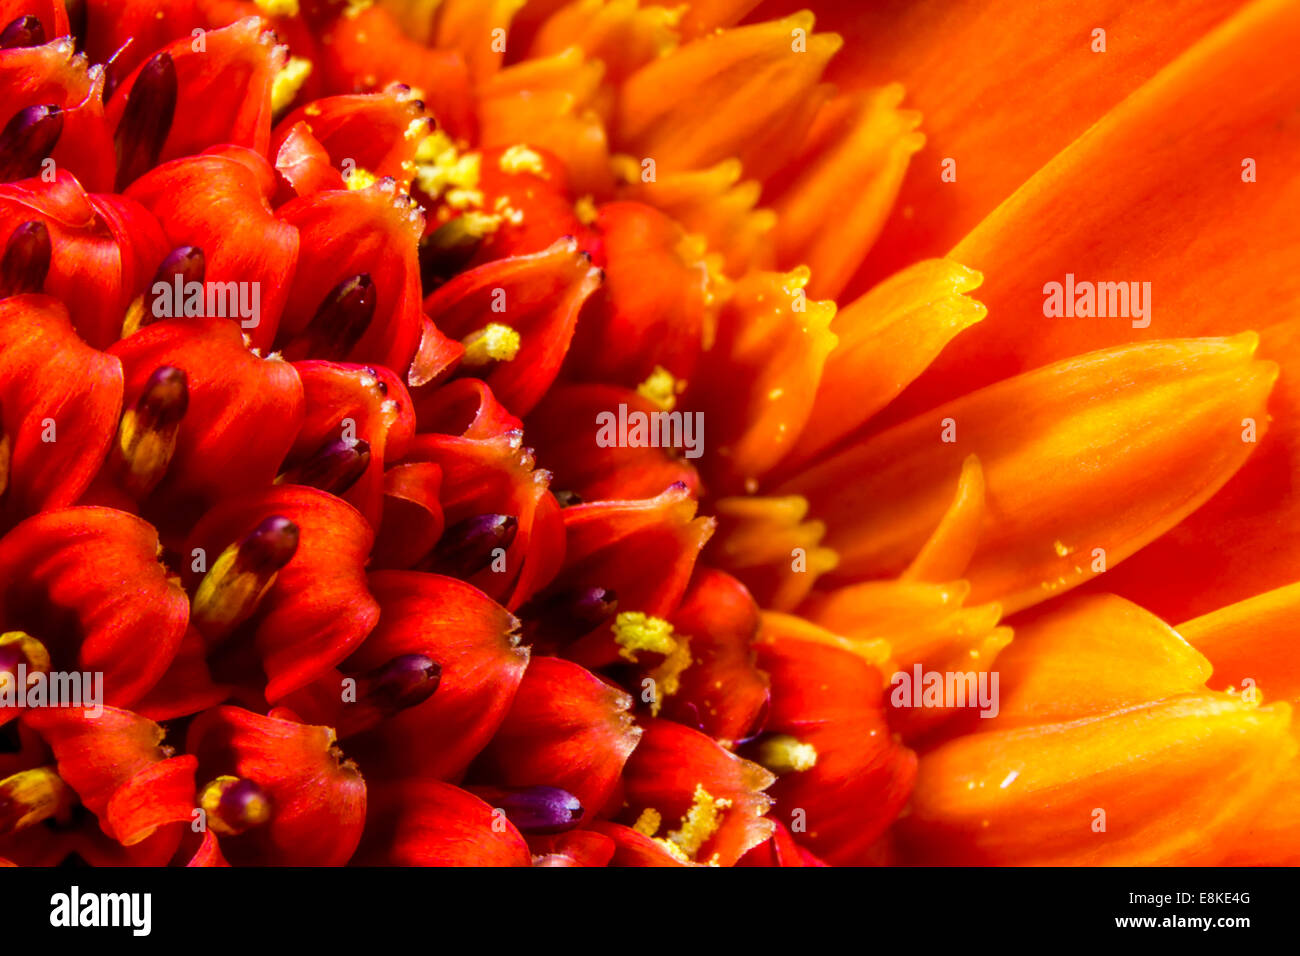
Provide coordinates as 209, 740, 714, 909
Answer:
0, 506, 189, 707
423, 236, 603, 416
125, 148, 300, 350
525, 384, 701, 500
0, 294, 122, 527
0, 172, 168, 347
108, 317, 304, 534
187, 705, 366, 866
271, 84, 429, 192
26, 706, 196, 846
287, 361, 416, 528
183, 485, 380, 702
277, 182, 425, 372
471, 655, 641, 815
662, 568, 769, 746
617, 718, 774, 866
566, 201, 713, 386
551, 484, 714, 668
344, 570, 527, 781
105, 17, 280, 177
752, 616, 917, 865
355, 779, 529, 866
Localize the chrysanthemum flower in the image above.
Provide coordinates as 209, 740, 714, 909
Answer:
0, 0, 1297, 867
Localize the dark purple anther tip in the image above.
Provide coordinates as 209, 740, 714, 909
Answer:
114, 51, 176, 190
0, 220, 51, 297
424, 513, 518, 578
0, 15, 45, 49
0, 105, 63, 182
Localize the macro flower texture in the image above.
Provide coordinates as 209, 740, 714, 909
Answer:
0, 0, 1298, 869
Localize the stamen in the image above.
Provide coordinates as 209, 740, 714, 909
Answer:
114, 52, 177, 190
0, 15, 45, 49
753, 734, 818, 774
123, 245, 206, 336
284, 273, 375, 361
0, 766, 75, 836
664, 785, 731, 862
198, 776, 273, 836
423, 513, 517, 577
475, 785, 584, 835
271, 56, 313, 113
253, 0, 300, 17
636, 365, 683, 412
460, 323, 520, 367
0, 220, 52, 297
113, 366, 188, 498
336, 653, 441, 737
611, 612, 677, 661
278, 436, 370, 496
498, 145, 547, 178
0, 105, 63, 182
0, 631, 51, 695
417, 214, 499, 290
192, 515, 299, 641
345, 167, 377, 191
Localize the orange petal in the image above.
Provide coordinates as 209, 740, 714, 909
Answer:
989, 594, 1212, 731
779, 260, 985, 475
781, 335, 1276, 615
686, 267, 837, 491
894, 0, 1300, 411
901, 693, 1296, 865
615, 12, 841, 181
765, 85, 922, 299
1179, 581, 1300, 705
812, 0, 1249, 291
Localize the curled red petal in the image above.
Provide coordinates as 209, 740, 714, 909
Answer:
0, 171, 168, 347
187, 705, 366, 866
525, 383, 701, 501
125, 148, 300, 350
109, 316, 304, 534
371, 462, 444, 570
272, 120, 345, 201
551, 484, 714, 668
424, 236, 603, 416
471, 655, 642, 815
271, 84, 429, 192
662, 568, 769, 746
277, 182, 425, 372
0, 506, 189, 708
355, 779, 529, 866
104, 17, 281, 180
287, 361, 416, 528
183, 485, 380, 702
344, 570, 527, 781
751, 618, 918, 865
0, 294, 122, 527
617, 718, 774, 867
25, 707, 197, 846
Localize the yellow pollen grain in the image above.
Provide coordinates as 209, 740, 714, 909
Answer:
460, 324, 520, 366
664, 784, 731, 860
636, 366, 683, 412
612, 611, 677, 662
345, 167, 377, 190
271, 56, 312, 113
254, 0, 299, 17
632, 807, 661, 837
574, 195, 598, 225
649, 637, 692, 716
756, 735, 818, 774
499, 144, 548, 178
